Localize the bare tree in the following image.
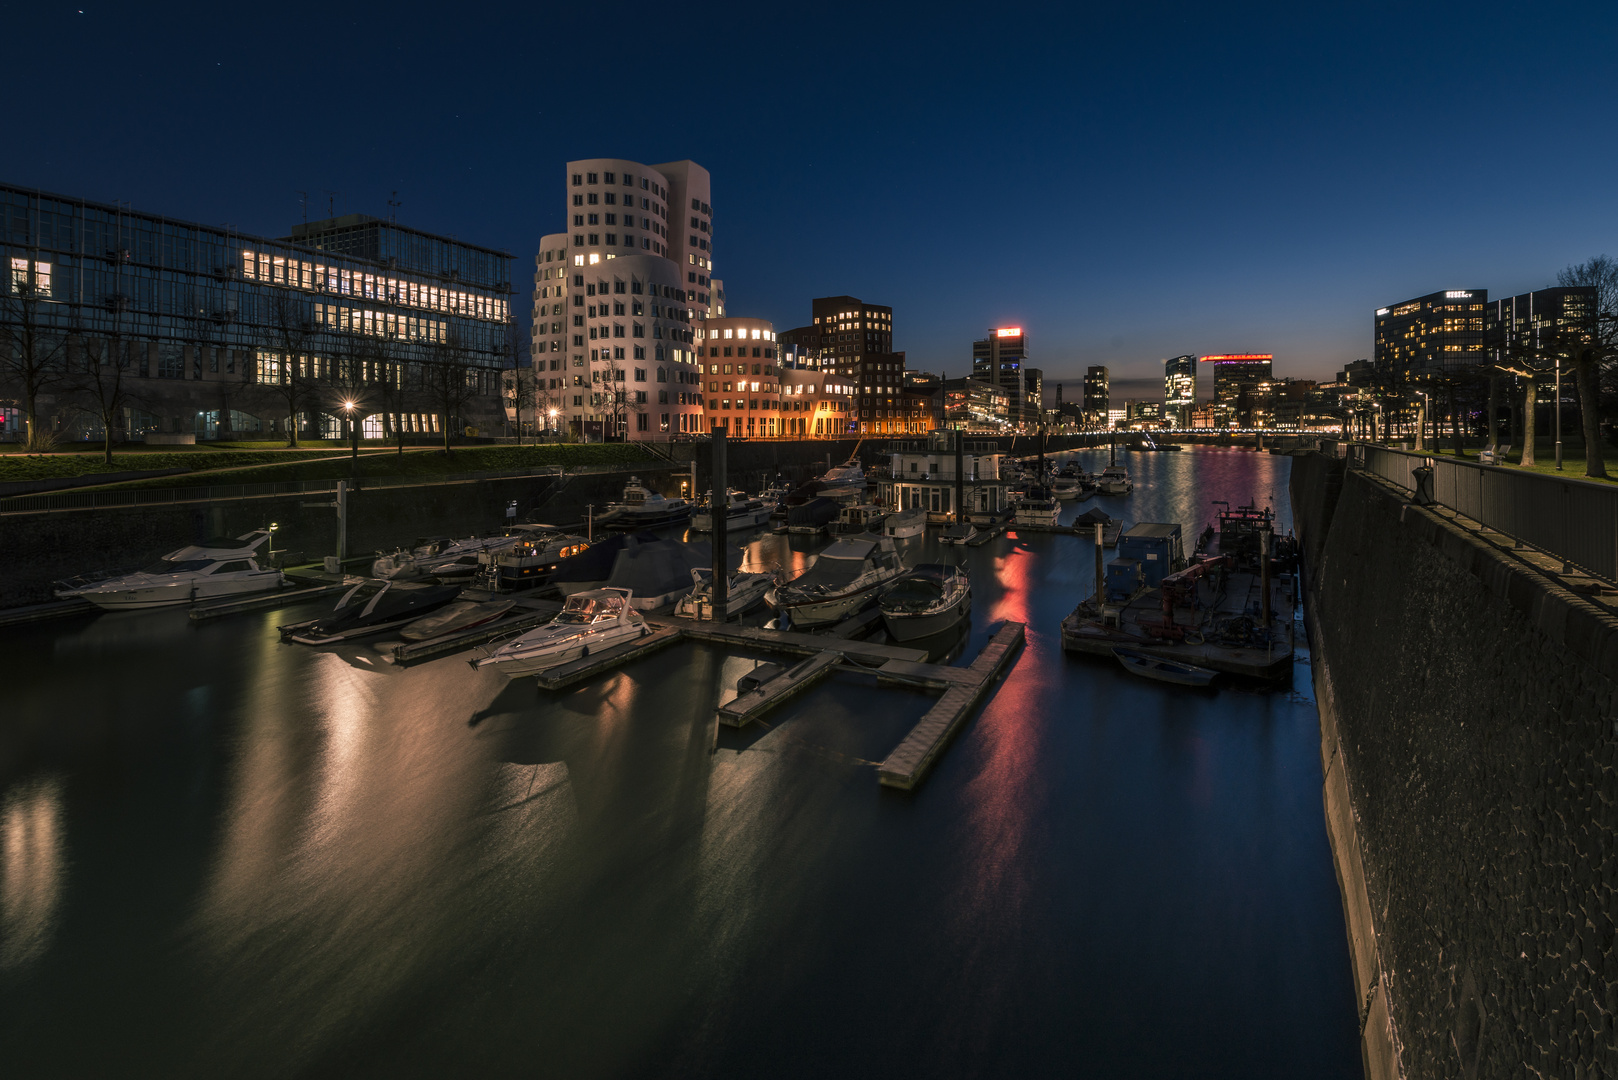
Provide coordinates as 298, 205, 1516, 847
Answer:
1492, 334, 1554, 468
251, 291, 318, 447
504, 324, 537, 444
421, 331, 480, 454
0, 263, 69, 449
68, 318, 142, 465
1555, 256, 1615, 478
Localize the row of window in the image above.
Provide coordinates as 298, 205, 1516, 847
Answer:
313, 304, 448, 341
241, 251, 509, 322
573, 192, 665, 217
573, 170, 668, 201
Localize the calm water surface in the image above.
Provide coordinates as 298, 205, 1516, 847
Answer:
0, 449, 1359, 1078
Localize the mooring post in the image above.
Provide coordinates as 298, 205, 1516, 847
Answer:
955, 430, 965, 523
336, 480, 348, 562
1094, 522, 1104, 606
1260, 525, 1272, 629
713, 428, 728, 618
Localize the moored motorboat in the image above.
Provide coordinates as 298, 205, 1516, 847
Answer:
55, 530, 285, 610
596, 476, 692, 529
836, 503, 887, 533
398, 598, 516, 642
1052, 477, 1083, 500
1096, 465, 1134, 495
1013, 486, 1059, 527
472, 588, 648, 677
1112, 646, 1217, 686
282, 578, 462, 645
784, 459, 867, 505
674, 568, 773, 620
766, 534, 905, 628
879, 563, 972, 642
939, 522, 977, 545
883, 507, 927, 539
479, 526, 590, 590
690, 490, 774, 532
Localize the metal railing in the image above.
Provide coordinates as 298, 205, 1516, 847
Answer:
1351, 442, 1618, 582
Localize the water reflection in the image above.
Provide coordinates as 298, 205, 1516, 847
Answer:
0, 776, 64, 970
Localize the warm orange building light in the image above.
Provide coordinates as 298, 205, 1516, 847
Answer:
995, 327, 1023, 338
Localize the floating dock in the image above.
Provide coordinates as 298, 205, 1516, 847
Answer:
877, 620, 1026, 790
0, 598, 95, 628
532, 625, 685, 690
389, 599, 562, 667
656, 616, 927, 665
716, 649, 842, 727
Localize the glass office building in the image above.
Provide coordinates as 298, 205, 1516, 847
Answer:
0, 183, 512, 441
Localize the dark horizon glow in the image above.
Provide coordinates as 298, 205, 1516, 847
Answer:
10, 1, 1618, 390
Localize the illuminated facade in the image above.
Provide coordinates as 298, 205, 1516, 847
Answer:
1204, 354, 1273, 425
532, 159, 712, 440
0, 182, 512, 441
972, 327, 1039, 428
778, 295, 909, 433
1486, 288, 1595, 364
1164, 354, 1196, 425
1374, 290, 1487, 381
1083, 365, 1109, 428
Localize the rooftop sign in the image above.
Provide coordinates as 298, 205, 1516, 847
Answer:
1200, 353, 1273, 363
995, 327, 1022, 337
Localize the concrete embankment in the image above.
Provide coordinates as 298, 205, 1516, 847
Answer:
1290, 453, 1618, 1080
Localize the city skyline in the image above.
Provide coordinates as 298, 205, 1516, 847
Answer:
8, 3, 1618, 390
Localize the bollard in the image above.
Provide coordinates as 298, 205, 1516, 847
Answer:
1411, 465, 1436, 506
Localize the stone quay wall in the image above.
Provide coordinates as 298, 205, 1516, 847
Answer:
1290, 452, 1618, 1080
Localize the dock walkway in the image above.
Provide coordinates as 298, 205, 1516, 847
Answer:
653, 615, 927, 665
717, 650, 842, 727
877, 621, 1025, 791
532, 625, 685, 690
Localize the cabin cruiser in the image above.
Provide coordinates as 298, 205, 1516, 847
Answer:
1096, 465, 1134, 495
478, 526, 590, 589
399, 598, 516, 642
281, 578, 461, 645
879, 564, 972, 642
1013, 486, 1060, 527
371, 533, 525, 580
766, 534, 905, 628
1051, 476, 1085, 501
690, 490, 774, 532
674, 568, 773, 620
939, 522, 977, 545
836, 503, 888, 534
551, 533, 709, 612
596, 476, 691, 529
55, 530, 284, 610
472, 588, 648, 677
785, 459, 867, 505
883, 507, 927, 539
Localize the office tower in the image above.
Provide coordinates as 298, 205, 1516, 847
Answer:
779, 296, 912, 433
1164, 355, 1196, 425
1205, 354, 1274, 427
532, 158, 713, 440
1083, 365, 1110, 429
1373, 290, 1488, 381
972, 327, 1038, 428
0, 182, 512, 443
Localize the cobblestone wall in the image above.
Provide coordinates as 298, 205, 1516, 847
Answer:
1291, 454, 1618, 1079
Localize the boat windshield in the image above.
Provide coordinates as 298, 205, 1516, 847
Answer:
140, 558, 215, 574
557, 596, 623, 623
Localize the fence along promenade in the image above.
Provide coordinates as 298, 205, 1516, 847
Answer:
1349, 442, 1618, 583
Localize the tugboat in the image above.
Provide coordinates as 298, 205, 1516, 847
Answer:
472, 588, 648, 677
596, 477, 691, 529
879, 564, 972, 642
765, 534, 905, 628
56, 530, 284, 610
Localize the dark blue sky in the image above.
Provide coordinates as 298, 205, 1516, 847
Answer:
12, 2, 1618, 394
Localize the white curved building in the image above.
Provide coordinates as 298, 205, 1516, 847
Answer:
532, 159, 714, 440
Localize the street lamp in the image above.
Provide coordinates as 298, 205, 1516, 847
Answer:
547, 407, 558, 438
343, 400, 359, 461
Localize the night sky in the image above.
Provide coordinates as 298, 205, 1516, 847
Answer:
11, 2, 1618, 394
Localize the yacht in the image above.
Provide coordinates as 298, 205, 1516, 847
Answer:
596, 477, 691, 529
281, 578, 462, 645
371, 533, 525, 580
765, 534, 905, 628
785, 459, 867, 505
1051, 477, 1084, 501
1096, 465, 1134, 495
55, 530, 284, 610
478, 526, 590, 590
1013, 486, 1060, 527
690, 490, 774, 532
879, 564, 972, 642
674, 568, 773, 621
472, 588, 649, 677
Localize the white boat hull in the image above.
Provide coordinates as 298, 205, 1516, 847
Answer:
883, 591, 972, 641
479, 623, 648, 677
69, 572, 284, 610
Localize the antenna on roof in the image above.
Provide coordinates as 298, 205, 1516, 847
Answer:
387, 190, 401, 227
296, 190, 307, 227
324, 190, 338, 220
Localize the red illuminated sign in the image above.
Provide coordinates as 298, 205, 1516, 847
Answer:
1200, 353, 1273, 362
996, 327, 1023, 337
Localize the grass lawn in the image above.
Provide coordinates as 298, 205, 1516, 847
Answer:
0, 448, 355, 483
112, 442, 656, 489
1426, 442, 1617, 484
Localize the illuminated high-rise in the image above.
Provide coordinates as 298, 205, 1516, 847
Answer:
1164, 355, 1196, 426
532, 158, 713, 440
1083, 365, 1110, 429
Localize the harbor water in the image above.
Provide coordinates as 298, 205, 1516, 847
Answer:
0, 448, 1360, 1078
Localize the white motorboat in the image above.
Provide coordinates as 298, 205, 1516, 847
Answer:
371, 533, 525, 580
478, 526, 590, 590
398, 598, 516, 642
281, 578, 463, 645
883, 507, 927, 539
939, 522, 977, 545
836, 503, 888, 533
690, 490, 774, 532
55, 530, 284, 610
596, 476, 691, 529
674, 568, 773, 621
1013, 487, 1060, 527
817, 458, 866, 492
1096, 465, 1134, 495
1052, 477, 1084, 501
765, 534, 905, 628
879, 564, 972, 642
472, 588, 649, 677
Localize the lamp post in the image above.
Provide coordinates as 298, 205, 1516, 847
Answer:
548, 407, 558, 440
1554, 354, 1563, 470
343, 400, 359, 462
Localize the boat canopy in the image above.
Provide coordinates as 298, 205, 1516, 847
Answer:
558, 592, 626, 622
